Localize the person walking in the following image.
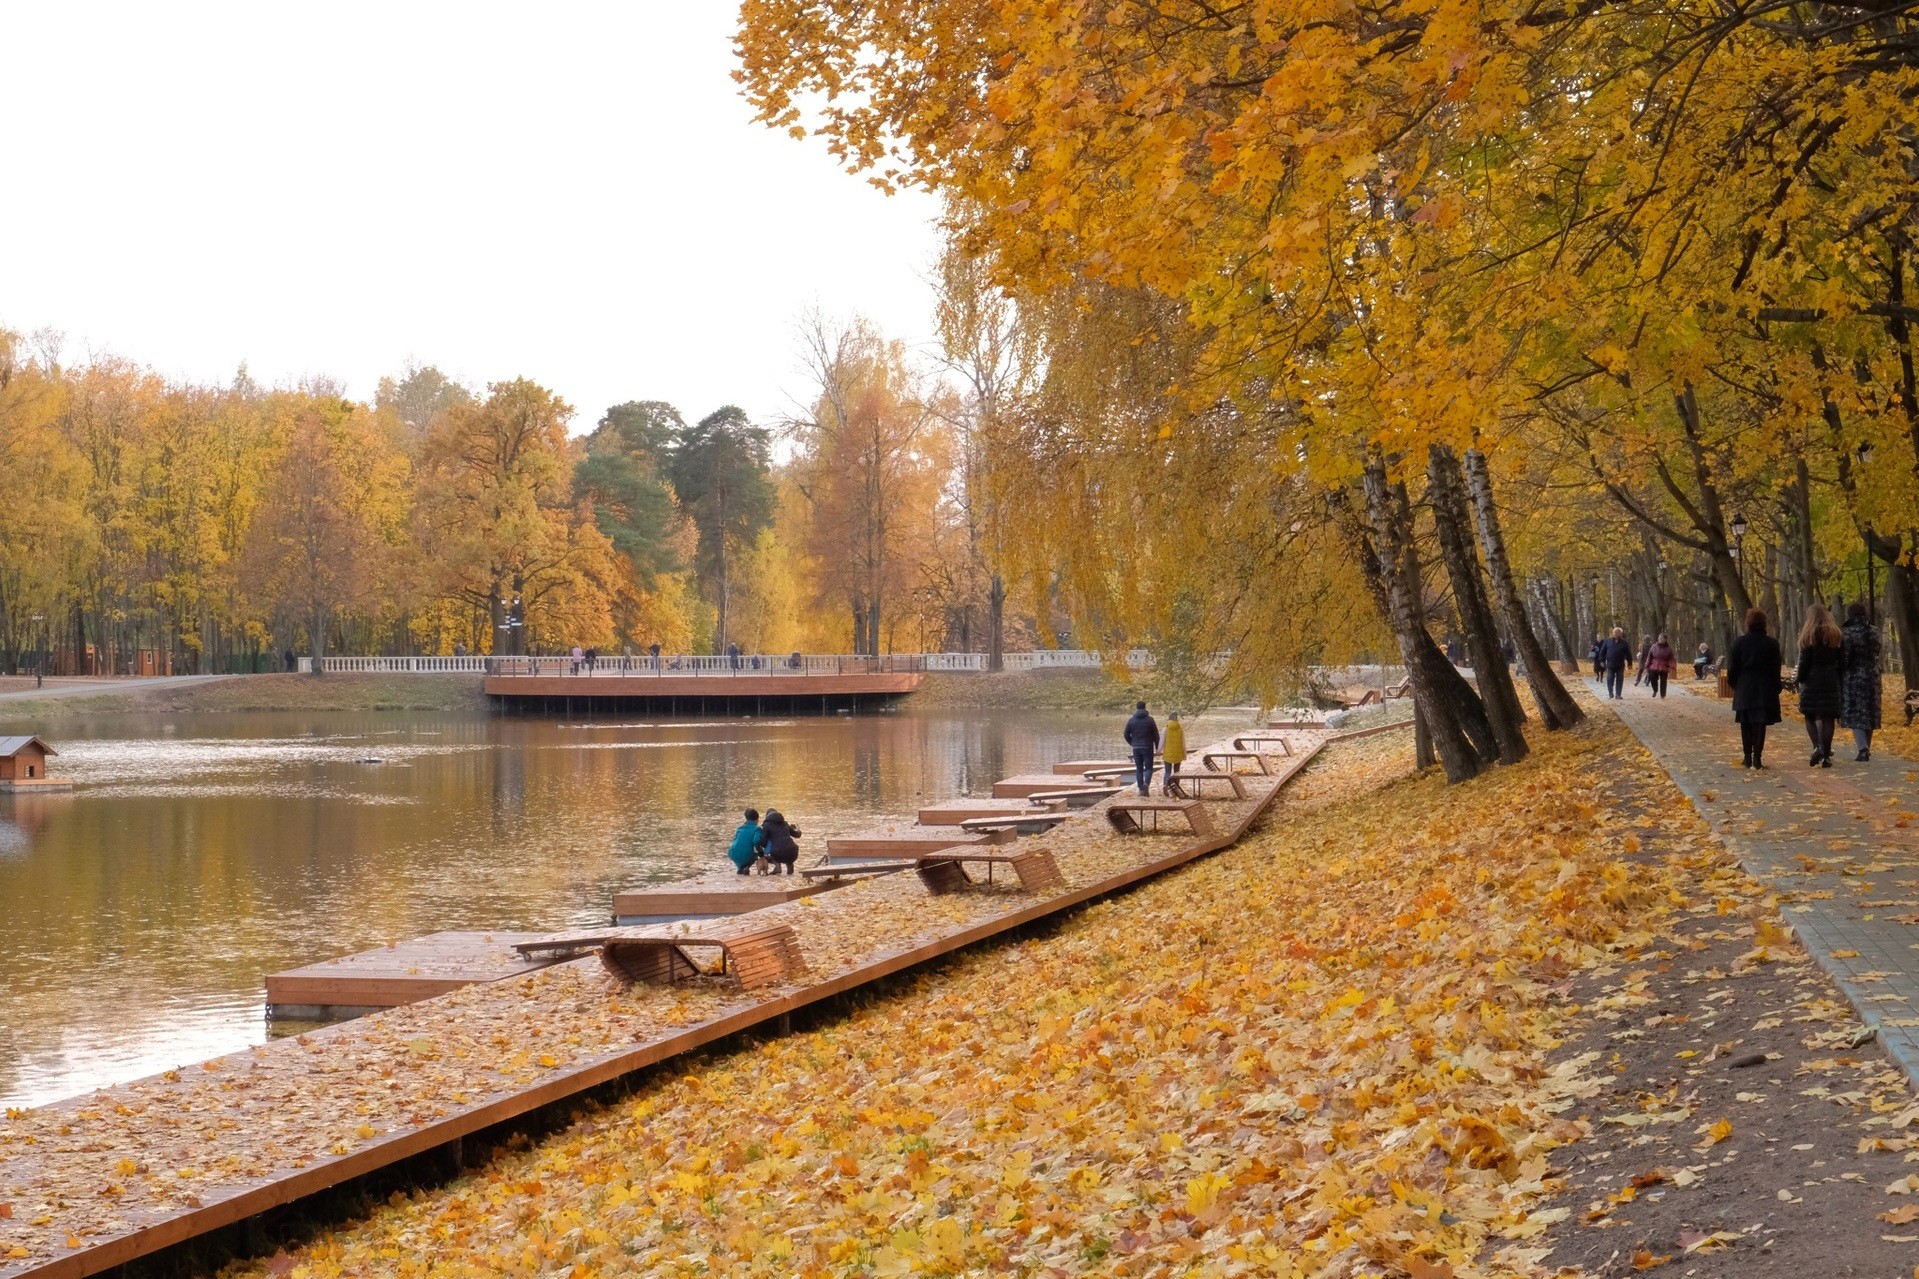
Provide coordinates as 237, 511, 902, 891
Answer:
1597, 627, 1634, 699
1644, 633, 1675, 698
760, 809, 802, 874
1589, 634, 1605, 677
726, 809, 767, 875
1796, 603, 1844, 767
1727, 608, 1782, 769
1123, 700, 1159, 797
1840, 602, 1883, 761
1160, 711, 1187, 794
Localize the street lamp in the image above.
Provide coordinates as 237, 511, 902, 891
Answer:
1729, 512, 1749, 609
30, 613, 45, 682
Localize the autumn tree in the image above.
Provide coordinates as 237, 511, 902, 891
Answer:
665, 406, 775, 652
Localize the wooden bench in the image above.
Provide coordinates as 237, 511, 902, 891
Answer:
1106, 798, 1215, 837
1200, 749, 1271, 775
1166, 770, 1246, 800
916, 848, 1067, 896
1334, 684, 1383, 708
799, 860, 914, 880
1384, 677, 1412, 699
513, 921, 804, 990
1025, 785, 1122, 808
960, 811, 1074, 836
1079, 765, 1139, 782
1051, 758, 1135, 776
1231, 734, 1293, 755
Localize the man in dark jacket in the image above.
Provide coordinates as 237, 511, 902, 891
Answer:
1123, 701, 1159, 796
1597, 627, 1634, 699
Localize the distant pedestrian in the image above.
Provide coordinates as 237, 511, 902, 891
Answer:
585, 646, 599, 672
1597, 627, 1634, 699
1160, 711, 1186, 794
1123, 700, 1159, 797
728, 643, 742, 670
571, 644, 584, 675
1796, 603, 1844, 767
454, 641, 468, 658
760, 809, 803, 874
1727, 608, 1782, 769
727, 809, 767, 876
283, 647, 297, 672
649, 642, 661, 670
1589, 635, 1605, 677
1693, 641, 1712, 681
1634, 635, 1654, 686
1841, 602, 1882, 762
1645, 633, 1675, 698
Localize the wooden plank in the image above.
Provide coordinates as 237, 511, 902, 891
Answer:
959, 813, 1073, 835
1051, 758, 1134, 776
1026, 786, 1121, 808
1166, 771, 1246, 801
0, 740, 1327, 1279
1200, 750, 1271, 775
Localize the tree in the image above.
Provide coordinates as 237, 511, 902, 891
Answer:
665, 406, 775, 652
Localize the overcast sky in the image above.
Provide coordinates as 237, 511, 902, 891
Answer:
0, 3, 943, 431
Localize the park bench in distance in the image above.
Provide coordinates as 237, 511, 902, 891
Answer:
1165, 770, 1246, 801
1105, 798, 1216, 837
1200, 749, 1272, 775
512, 921, 804, 991
1231, 733, 1294, 754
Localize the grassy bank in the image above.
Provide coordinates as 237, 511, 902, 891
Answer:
0, 673, 491, 721
909, 668, 1263, 714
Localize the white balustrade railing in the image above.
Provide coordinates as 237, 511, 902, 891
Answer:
300, 649, 1161, 676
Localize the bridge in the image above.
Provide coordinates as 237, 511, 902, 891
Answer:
476, 654, 936, 713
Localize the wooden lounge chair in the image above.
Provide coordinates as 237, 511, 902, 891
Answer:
799, 859, 915, 880
513, 921, 805, 990
1231, 734, 1294, 755
1105, 798, 1215, 837
959, 811, 1074, 836
1165, 770, 1246, 800
1200, 749, 1271, 775
915, 847, 1067, 896
1025, 785, 1122, 808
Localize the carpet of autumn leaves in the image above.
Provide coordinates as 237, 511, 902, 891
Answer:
230, 721, 1719, 1279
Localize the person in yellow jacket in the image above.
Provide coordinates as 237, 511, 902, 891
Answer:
1160, 711, 1186, 793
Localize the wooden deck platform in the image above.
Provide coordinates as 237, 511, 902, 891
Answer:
265, 932, 563, 1020
0, 728, 1380, 1279
993, 773, 1100, 799
612, 873, 841, 923
484, 670, 919, 712
916, 798, 1043, 826
823, 825, 1013, 861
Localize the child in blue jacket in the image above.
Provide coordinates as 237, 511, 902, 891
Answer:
727, 809, 766, 875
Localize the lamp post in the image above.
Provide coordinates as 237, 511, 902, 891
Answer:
30, 612, 45, 684
1729, 512, 1749, 606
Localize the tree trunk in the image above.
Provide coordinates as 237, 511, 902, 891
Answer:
1887, 554, 1919, 690
1464, 449, 1584, 728
309, 605, 327, 676
1428, 445, 1529, 761
1360, 461, 1490, 783
1414, 701, 1435, 770
987, 573, 1005, 672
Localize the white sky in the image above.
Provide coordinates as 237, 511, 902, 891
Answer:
0, 3, 943, 431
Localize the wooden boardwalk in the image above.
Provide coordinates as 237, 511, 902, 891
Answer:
611, 873, 838, 923
0, 726, 1383, 1279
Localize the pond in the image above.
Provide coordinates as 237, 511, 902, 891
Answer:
0, 703, 1243, 1109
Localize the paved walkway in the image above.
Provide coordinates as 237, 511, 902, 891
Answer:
1602, 677, 1919, 1081
0, 674, 234, 701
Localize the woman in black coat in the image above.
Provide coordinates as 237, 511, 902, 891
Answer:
1727, 608, 1782, 769
1840, 602, 1883, 761
1795, 603, 1845, 767
759, 809, 803, 875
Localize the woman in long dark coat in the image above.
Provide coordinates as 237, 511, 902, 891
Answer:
1841, 602, 1883, 761
1795, 603, 1845, 767
1727, 608, 1782, 769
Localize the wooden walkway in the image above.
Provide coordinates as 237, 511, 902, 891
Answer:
0, 726, 1395, 1279
264, 932, 564, 1019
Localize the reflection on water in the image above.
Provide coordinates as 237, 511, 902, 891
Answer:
0, 705, 1240, 1108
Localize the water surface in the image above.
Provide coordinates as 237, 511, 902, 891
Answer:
0, 704, 1239, 1108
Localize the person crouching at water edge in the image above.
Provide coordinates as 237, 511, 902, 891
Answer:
760, 809, 802, 875
727, 808, 767, 876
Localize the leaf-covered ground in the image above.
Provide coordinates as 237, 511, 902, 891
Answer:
220, 716, 1763, 1279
